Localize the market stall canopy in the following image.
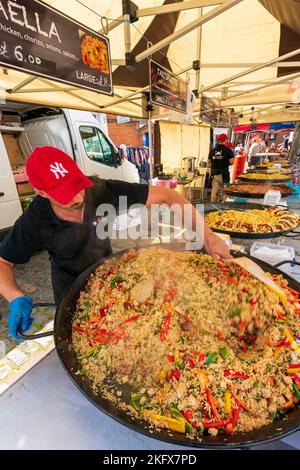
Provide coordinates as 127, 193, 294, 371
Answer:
0, 0, 299, 122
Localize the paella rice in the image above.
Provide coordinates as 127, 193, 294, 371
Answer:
205, 207, 299, 234
72, 247, 300, 439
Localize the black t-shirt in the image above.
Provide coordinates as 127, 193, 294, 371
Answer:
208, 144, 234, 179
0, 177, 149, 303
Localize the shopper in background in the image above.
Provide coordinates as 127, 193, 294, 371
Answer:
248, 135, 262, 166
208, 134, 235, 203
234, 141, 244, 156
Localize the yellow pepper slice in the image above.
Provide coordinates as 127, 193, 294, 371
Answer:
287, 368, 300, 374
194, 369, 208, 391
144, 411, 186, 433
224, 389, 232, 414
274, 347, 283, 360
277, 395, 294, 411
284, 328, 300, 357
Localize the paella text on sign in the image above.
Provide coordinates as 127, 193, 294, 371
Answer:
0, 0, 113, 95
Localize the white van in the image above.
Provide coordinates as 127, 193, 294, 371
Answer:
0, 106, 139, 237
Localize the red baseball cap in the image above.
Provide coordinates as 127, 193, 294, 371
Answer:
26, 146, 93, 205
226, 142, 235, 149
217, 133, 228, 142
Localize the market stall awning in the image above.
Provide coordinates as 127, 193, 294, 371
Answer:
234, 122, 295, 133
0, 0, 299, 122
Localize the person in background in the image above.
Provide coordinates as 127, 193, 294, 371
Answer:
248, 135, 262, 166
209, 134, 235, 203
234, 141, 243, 156
283, 135, 289, 150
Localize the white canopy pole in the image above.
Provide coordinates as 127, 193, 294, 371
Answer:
224, 71, 300, 102
135, 0, 244, 63
202, 48, 300, 92
137, 0, 227, 17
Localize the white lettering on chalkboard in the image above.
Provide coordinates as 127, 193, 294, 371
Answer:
0, 1, 61, 43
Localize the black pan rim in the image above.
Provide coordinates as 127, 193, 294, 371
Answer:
238, 176, 293, 184
53, 246, 300, 449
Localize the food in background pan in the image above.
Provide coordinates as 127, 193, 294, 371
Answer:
72, 247, 300, 439
224, 184, 294, 196
239, 173, 291, 181
205, 207, 299, 234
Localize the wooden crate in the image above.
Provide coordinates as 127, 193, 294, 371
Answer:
2, 133, 24, 168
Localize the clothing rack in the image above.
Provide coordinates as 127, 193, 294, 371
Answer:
120, 146, 150, 184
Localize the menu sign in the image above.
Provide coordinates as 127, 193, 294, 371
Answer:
200, 95, 218, 126
230, 112, 240, 126
218, 108, 230, 127
150, 60, 188, 114
0, 0, 113, 95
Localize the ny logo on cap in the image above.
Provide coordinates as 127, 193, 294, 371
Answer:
50, 162, 68, 179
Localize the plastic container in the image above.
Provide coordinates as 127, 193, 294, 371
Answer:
250, 242, 295, 275
263, 190, 281, 206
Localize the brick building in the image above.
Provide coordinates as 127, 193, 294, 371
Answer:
107, 115, 148, 147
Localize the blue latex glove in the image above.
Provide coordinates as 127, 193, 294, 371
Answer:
8, 296, 33, 341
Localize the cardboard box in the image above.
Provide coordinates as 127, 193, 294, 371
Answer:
2, 133, 24, 168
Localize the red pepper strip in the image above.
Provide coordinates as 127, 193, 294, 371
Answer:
169, 369, 181, 381
275, 310, 287, 321
95, 329, 110, 343
238, 321, 247, 332
224, 370, 249, 379
267, 339, 290, 347
204, 419, 230, 429
286, 287, 299, 297
246, 334, 257, 345
98, 280, 103, 289
166, 354, 174, 363
250, 299, 258, 306
225, 406, 241, 434
217, 330, 224, 341
205, 388, 221, 421
289, 363, 300, 369
124, 313, 146, 323
241, 341, 248, 353
295, 309, 300, 315
160, 312, 172, 342
99, 307, 107, 319
95, 335, 110, 344
189, 359, 196, 369
73, 326, 86, 333
290, 374, 300, 384
230, 388, 258, 418
182, 409, 198, 428
184, 312, 190, 324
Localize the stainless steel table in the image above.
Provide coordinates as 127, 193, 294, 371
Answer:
0, 351, 299, 450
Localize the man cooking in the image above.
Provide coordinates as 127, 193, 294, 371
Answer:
0, 146, 231, 341
209, 134, 235, 203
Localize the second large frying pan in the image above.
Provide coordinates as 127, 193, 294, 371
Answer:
19, 245, 300, 449
224, 184, 295, 199
204, 204, 300, 239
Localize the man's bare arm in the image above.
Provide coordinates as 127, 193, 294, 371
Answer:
0, 257, 25, 302
145, 186, 232, 260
